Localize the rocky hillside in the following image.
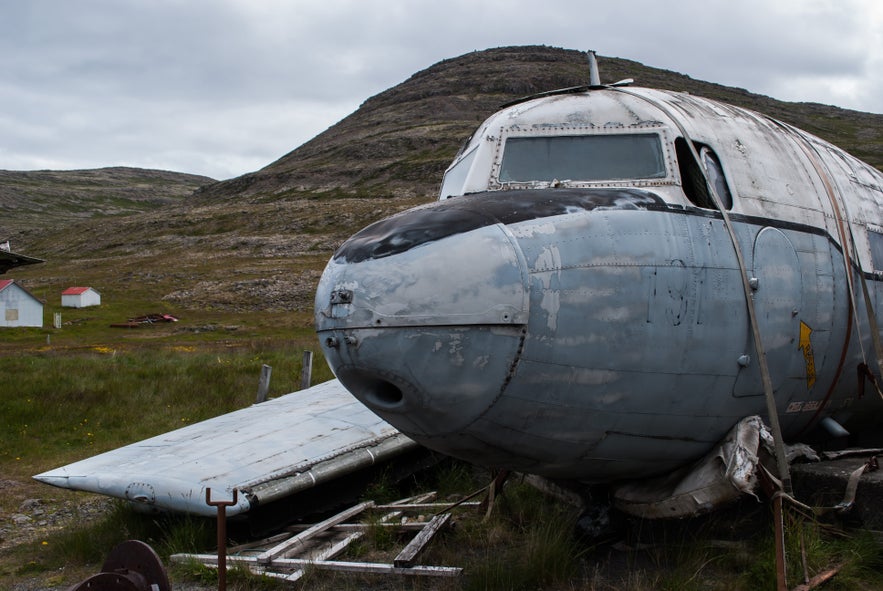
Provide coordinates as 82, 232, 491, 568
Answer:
0, 167, 213, 240
193, 45, 883, 204
6, 45, 883, 313
9, 45, 883, 237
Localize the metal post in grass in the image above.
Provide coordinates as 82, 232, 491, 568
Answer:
300, 350, 313, 390
206, 488, 238, 591
255, 364, 272, 403
774, 493, 787, 591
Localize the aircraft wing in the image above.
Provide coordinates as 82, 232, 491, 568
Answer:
34, 379, 417, 517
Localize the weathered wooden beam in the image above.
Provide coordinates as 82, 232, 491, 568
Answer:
300, 350, 313, 390
272, 557, 461, 577
374, 501, 480, 510
287, 522, 430, 532
171, 493, 464, 582
394, 513, 452, 568
172, 553, 462, 577
255, 501, 373, 563
280, 530, 366, 582
255, 364, 272, 403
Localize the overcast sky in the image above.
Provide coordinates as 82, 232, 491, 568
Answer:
2, 0, 881, 180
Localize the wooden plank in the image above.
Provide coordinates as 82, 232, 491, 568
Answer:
299, 350, 313, 391
792, 563, 844, 591
173, 553, 462, 577
257, 498, 414, 578
255, 364, 272, 403
272, 557, 461, 577
172, 494, 462, 581
375, 501, 480, 510
280, 531, 365, 582
388, 491, 438, 505
288, 522, 430, 532
255, 501, 373, 563
170, 553, 255, 567
283, 500, 420, 570
227, 531, 290, 553
394, 513, 451, 568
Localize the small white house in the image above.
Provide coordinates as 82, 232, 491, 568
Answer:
62, 286, 101, 308
0, 279, 43, 327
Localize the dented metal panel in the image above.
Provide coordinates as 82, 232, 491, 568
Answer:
315, 84, 883, 484
612, 416, 792, 518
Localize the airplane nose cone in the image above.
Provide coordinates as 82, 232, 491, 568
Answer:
315, 206, 529, 438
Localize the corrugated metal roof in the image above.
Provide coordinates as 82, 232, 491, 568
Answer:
62, 286, 92, 295
0, 279, 42, 303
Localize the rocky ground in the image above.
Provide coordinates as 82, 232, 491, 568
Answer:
1, 479, 107, 552
0, 478, 220, 591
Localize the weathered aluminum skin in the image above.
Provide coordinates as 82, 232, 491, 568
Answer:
316, 87, 883, 482
34, 380, 415, 516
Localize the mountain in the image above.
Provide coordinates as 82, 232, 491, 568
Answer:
0, 167, 213, 238
6, 45, 883, 314
193, 45, 883, 204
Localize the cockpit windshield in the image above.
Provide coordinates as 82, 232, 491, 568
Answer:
499, 133, 666, 183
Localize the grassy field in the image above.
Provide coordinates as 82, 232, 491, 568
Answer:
0, 306, 333, 589
2, 217, 883, 589
3, 312, 883, 590
1, 336, 332, 477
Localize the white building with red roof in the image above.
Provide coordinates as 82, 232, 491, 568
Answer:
0, 279, 43, 327
62, 286, 101, 308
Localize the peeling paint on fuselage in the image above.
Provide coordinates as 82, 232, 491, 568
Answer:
316, 86, 883, 482
534, 244, 562, 331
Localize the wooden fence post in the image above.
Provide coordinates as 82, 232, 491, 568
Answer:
256, 364, 272, 403
300, 351, 313, 390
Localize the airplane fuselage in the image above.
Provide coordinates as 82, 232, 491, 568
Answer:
315, 86, 883, 481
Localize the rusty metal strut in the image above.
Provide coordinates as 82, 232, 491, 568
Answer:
206, 487, 239, 591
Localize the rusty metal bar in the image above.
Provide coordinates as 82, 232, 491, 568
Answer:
792, 563, 844, 591
773, 493, 787, 591
206, 487, 239, 591
757, 462, 788, 591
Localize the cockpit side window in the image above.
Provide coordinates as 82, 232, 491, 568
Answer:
701, 147, 733, 210
439, 146, 478, 199
676, 138, 733, 210
869, 228, 883, 274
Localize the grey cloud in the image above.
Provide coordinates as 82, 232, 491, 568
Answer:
1, 0, 880, 179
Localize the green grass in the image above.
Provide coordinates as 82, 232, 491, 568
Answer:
0, 329, 335, 590
0, 342, 334, 481
2, 252, 882, 590
3, 320, 882, 591
454, 482, 582, 591
7, 450, 883, 590
737, 506, 883, 591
